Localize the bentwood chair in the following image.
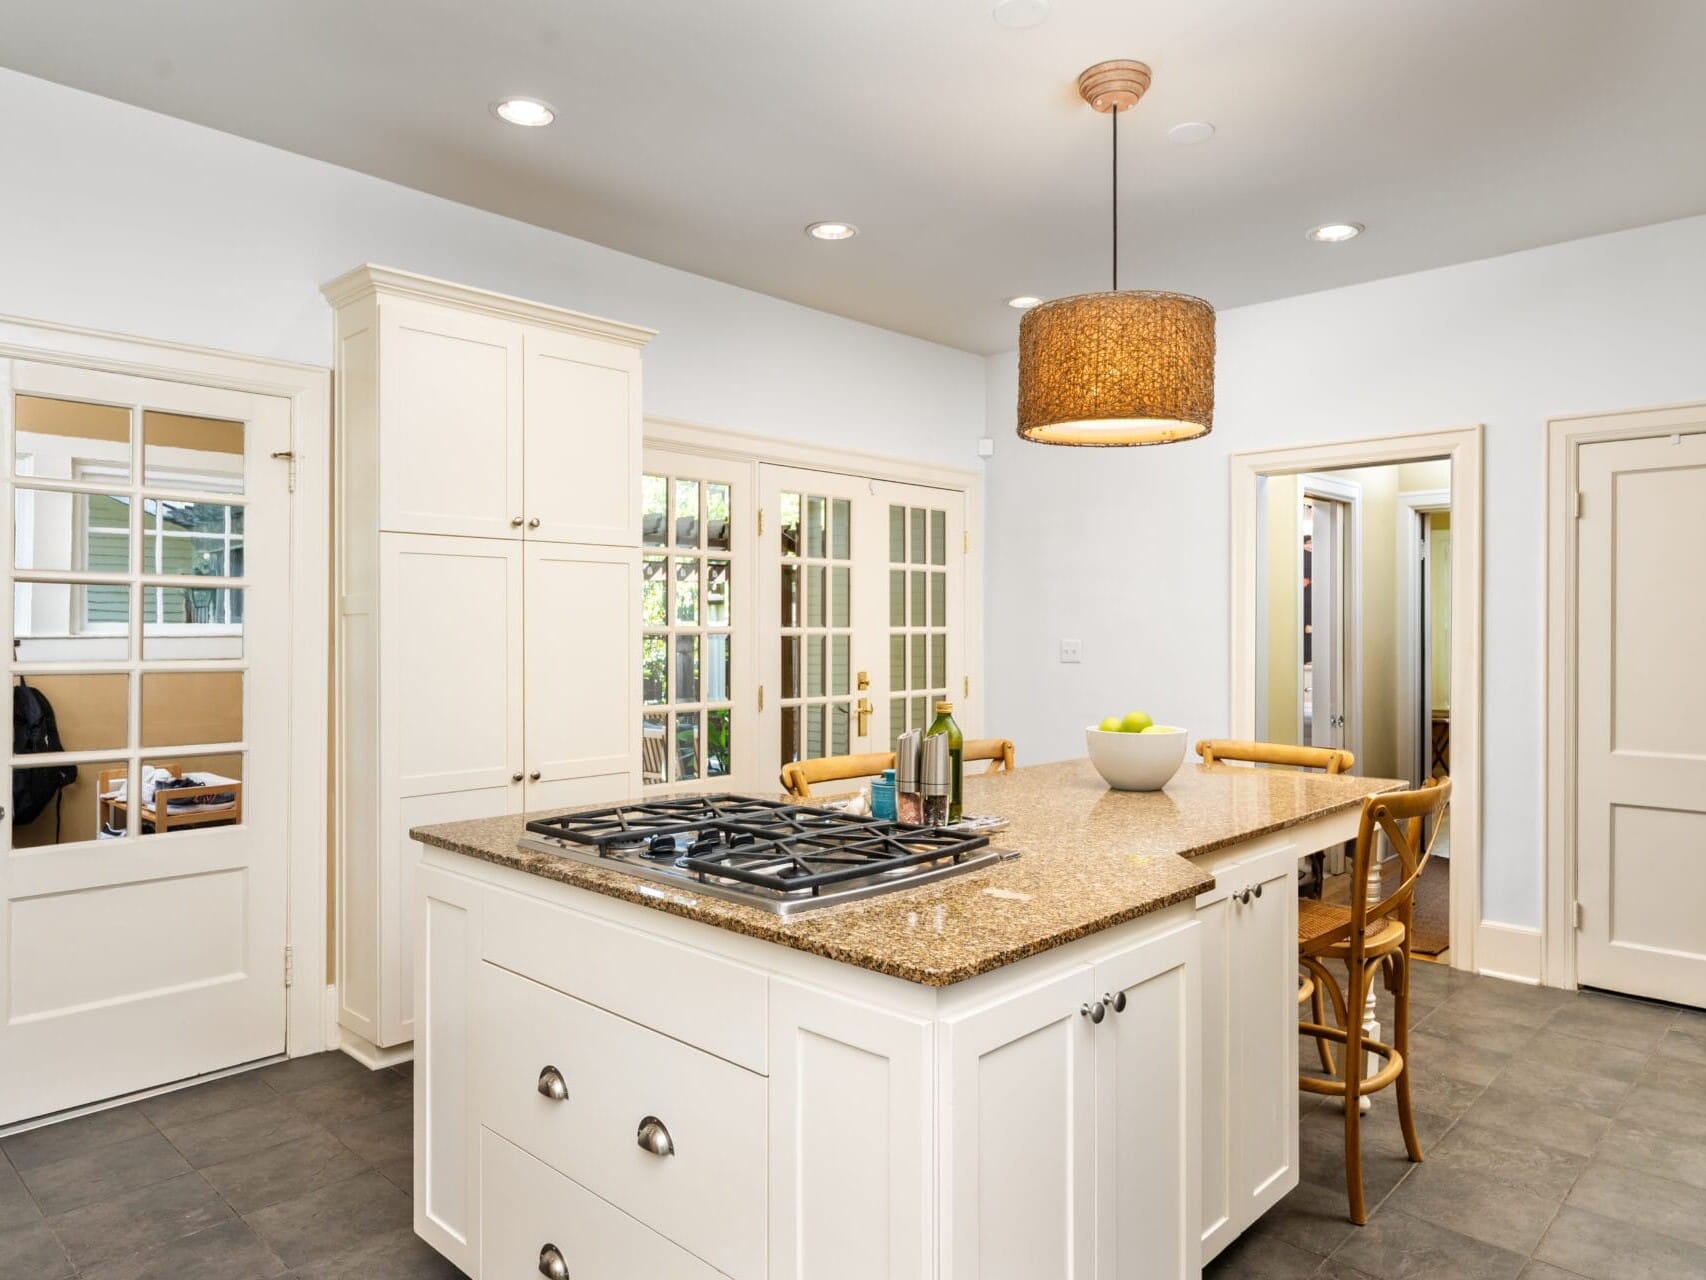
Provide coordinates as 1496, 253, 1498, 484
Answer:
963, 738, 1016, 774
779, 752, 895, 801
1298, 777, 1450, 1224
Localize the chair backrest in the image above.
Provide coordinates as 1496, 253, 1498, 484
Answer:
779, 751, 897, 800
1195, 738, 1355, 775
1302, 777, 1451, 958
963, 738, 1016, 774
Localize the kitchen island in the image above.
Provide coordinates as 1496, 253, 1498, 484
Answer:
410, 760, 1400, 1279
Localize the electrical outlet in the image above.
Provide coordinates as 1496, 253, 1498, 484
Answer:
1059, 638, 1083, 664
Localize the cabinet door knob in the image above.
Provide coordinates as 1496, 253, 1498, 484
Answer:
636, 1115, 675, 1157
536, 1065, 568, 1101
527, 516, 541, 528
1253, 882, 1263, 899
511, 772, 524, 783
511, 516, 525, 528
1104, 990, 1127, 1014
1081, 1001, 1106, 1024
529, 770, 542, 782
538, 1243, 569, 1279
1237, 887, 1253, 905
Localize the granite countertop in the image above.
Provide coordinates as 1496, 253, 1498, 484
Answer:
411, 758, 1403, 987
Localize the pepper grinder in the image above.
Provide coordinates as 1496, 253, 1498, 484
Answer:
895, 730, 923, 825
921, 732, 951, 827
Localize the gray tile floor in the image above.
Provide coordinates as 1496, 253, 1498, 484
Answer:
0, 967, 1700, 1279
1211, 961, 1706, 1280
0, 1053, 464, 1279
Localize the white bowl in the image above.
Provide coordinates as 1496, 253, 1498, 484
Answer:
1085, 725, 1188, 791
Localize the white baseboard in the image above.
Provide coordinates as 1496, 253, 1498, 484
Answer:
337, 1024, 415, 1070
1475, 920, 1544, 985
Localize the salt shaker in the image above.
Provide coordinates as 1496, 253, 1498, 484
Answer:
921, 732, 951, 827
895, 730, 923, 825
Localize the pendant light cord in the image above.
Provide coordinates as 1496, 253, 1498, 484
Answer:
1111, 106, 1118, 291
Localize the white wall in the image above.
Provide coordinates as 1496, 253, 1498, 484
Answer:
985, 212, 1706, 929
0, 70, 985, 467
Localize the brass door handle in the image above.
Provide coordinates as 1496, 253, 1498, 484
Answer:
856, 697, 872, 737
857, 669, 870, 691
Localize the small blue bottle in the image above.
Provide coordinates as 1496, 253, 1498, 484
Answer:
871, 768, 898, 821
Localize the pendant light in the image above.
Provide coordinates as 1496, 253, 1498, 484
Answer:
1017, 61, 1215, 447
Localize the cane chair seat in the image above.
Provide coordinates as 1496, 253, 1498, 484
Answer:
1297, 900, 1407, 955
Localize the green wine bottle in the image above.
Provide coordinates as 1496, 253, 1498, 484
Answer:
925, 701, 964, 823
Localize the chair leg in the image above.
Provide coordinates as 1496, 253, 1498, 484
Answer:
1342, 958, 1370, 1225
1392, 947, 1424, 1163
1311, 979, 1336, 1076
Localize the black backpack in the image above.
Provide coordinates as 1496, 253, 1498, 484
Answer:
14, 679, 78, 830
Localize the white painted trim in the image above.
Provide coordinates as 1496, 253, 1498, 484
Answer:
1230, 426, 1484, 974
644, 416, 986, 741
1395, 489, 1452, 789
1297, 473, 1363, 769
0, 312, 332, 1060
319, 265, 655, 348
1544, 401, 1706, 991
1475, 922, 1543, 986
322, 983, 342, 1053
337, 1024, 415, 1070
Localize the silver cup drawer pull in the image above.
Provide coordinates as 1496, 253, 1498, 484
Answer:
538, 1242, 569, 1279
537, 1065, 569, 1102
636, 1114, 675, 1157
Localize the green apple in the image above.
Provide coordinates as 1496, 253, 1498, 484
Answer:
1097, 716, 1124, 733
1139, 724, 1173, 734
1119, 711, 1153, 734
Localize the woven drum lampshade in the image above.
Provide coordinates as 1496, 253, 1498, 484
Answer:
1017, 289, 1215, 446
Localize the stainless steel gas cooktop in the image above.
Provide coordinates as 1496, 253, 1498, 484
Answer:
517, 794, 1011, 916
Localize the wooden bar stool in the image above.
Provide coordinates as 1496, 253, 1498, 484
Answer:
1298, 777, 1450, 1224
779, 752, 896, 800
963, 738, 1016, 774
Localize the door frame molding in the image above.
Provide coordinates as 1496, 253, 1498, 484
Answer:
1230, 427, 1484, 974
1544, 401, 1706, 991
1395, 488, 1452, 789
1296, 472, 1364, 767
0, 312, 331, 1058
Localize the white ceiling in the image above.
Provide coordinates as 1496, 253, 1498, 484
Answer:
5, 0, 1705, 353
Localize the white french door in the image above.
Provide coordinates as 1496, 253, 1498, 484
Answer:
1575, 431, 1706, 1007
755, 465, 965, 787
0, 358, 291, 1124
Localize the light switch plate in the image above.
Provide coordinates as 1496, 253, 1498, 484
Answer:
1059, 638, 1083, 664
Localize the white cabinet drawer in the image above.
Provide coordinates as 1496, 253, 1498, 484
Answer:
482, 1128, 724, 1280
482, 884, 768, 1072
475, 961, 766, 1280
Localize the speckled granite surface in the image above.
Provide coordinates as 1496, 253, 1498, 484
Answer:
410, 759, 1403, 986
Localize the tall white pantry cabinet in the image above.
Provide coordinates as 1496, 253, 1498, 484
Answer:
324, 266, 653, 1058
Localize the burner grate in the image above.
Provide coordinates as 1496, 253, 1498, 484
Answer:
680, 825, 989, 897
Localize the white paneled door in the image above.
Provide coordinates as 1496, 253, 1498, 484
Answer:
0, 359, 292, 1124
1576, 431, 1706, 1007
756, 466, 966, 783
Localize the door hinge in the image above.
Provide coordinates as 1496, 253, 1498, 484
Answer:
963, 530, 970, 554
284, 945, 295, 988
757, 685, 765, 712
963, 675, 969, 697
1572, 900, 1583, 930
757, 508, 765, 537
271, 449, 297, 493
1572, 491, 1583, 520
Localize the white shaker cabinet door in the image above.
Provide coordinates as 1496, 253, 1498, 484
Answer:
942, 967, 1098, 1280
1093, 923, 1201, 1280
378, 534, 523, 1046
1193, 861, 1241, 1262
377, 299, 523, 539
523, 541, 639, 796
522, 327, 641, 546
1229, 843, 1302, 1230
769, 980, 934, 1280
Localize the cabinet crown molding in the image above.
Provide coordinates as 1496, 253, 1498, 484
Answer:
320, 264, 656, 349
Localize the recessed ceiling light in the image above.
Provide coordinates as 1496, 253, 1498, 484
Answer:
806, 221, 858, 241
1307, 222, 1364, 243
1006, 295, 1042, 309
1167, 121, 1215, 145
491, 97, 556, 127
992, 0, 1050, 29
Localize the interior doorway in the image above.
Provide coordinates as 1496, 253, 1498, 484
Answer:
1233, 428, 1483, 974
